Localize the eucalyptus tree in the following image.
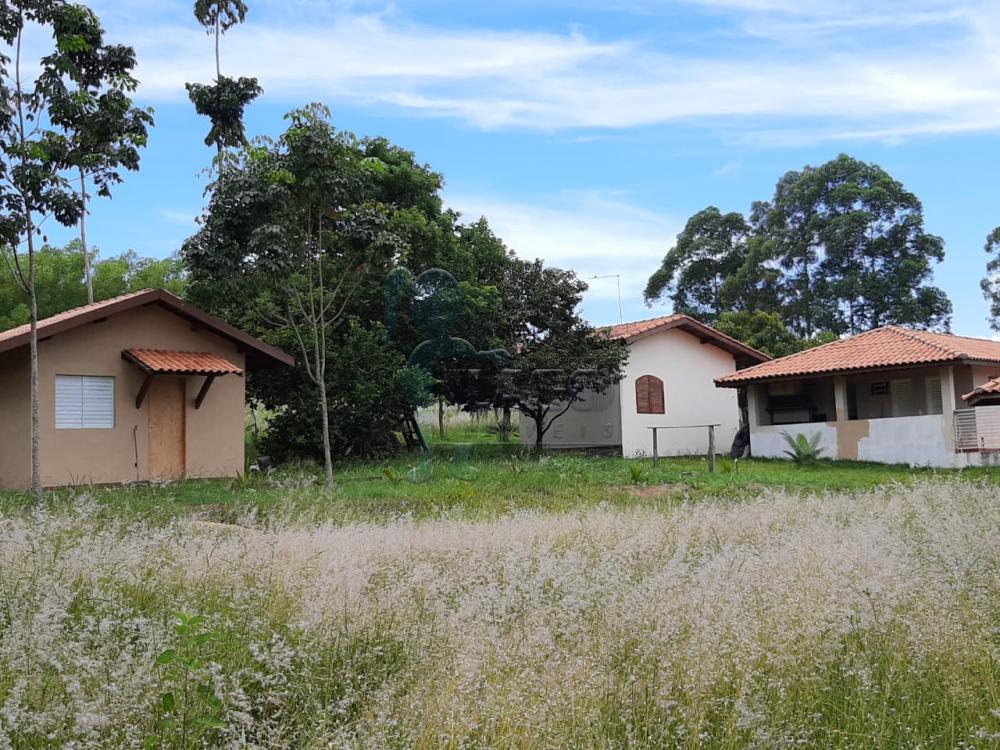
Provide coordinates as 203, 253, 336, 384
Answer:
185, 0, 261, 169
42, 2, 152, 303
982, 227, 1000, 331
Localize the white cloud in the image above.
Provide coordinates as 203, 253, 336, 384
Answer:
95, 0, 1000, 142
447, 191, 677, 316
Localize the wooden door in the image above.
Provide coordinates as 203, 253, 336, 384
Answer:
148, 377, 186, 480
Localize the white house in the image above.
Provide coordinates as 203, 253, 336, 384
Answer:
714, 325, 1000, 467
519, 315, 769, 457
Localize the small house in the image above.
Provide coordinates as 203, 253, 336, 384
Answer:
0, 289, 293, 489
520, 315, 770, 457
715, 325, 1000, 467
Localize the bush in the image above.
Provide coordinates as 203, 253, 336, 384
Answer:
781, 430, 825, 464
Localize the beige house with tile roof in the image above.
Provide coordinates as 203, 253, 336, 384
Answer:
716, 326, 1000, 467
0, 290, 293, 490
520, 315, 769, 457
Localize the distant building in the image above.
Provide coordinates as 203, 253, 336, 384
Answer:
520, 315, 769, 457
715, 326, 1000, 467
0, 290, 293, 489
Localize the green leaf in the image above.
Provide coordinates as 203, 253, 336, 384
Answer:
155, 649, 176, 664
161, 692, 175, 712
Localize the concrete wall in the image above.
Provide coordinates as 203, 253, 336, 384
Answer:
857, 414, 959, 467
619, 328, 741, 458
0, 348, 30, 489
747, 422, 839, 460
0, 305, 246, 489
519, 385, 621, 448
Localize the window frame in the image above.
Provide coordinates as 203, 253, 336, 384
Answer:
635, 374, 665, 415
55, 374, 116, 430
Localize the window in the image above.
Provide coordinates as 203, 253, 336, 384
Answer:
56, 375, 115, 429
925, 377, 943, 415
890, 378, 914, 417
635, 375, 664, 414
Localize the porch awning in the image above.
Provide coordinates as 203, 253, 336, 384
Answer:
963, 376, 1000, 405
122, 349, 243, 376
122, 349, 243, 410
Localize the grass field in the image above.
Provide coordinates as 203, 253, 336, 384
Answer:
2, 454, 1000, 748
1, 452, 995, 525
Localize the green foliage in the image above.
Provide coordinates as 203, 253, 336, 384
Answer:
258, 321, 432, 461
0, 242, 185, 330
981, 226, 1000, 331
185, 76, 262, 150
503, 325, 629, 448
645, 155, 951, 338
627, 462, 647, 484
485, 413, 518, 443
781, 431, 825, 464
148, 612, 226, 748
713, 310, 834, 358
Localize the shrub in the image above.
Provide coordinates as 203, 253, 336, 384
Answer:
781, 430, 825, 464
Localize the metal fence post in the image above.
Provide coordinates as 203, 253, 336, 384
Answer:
652, 428, 658, 467
707, 425, 716, 473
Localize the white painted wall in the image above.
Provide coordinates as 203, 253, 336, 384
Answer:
749, 422, 838, 460
857, 414, 959, 467
519, 385, 621, 448
619, 329, 742, 458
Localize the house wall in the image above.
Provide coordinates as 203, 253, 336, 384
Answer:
619, 328, 741, 458
0, 348, 30, 489
746, 364, 971, 468
0, 305, 246, 489
747, 422, 839, 461
518, 385, 621, 448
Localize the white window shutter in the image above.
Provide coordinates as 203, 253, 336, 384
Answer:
56, 375, 114, 429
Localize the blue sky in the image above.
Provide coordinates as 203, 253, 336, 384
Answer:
33, 0, 1000, 335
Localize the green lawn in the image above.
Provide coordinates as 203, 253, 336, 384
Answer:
3, 451, 996, 524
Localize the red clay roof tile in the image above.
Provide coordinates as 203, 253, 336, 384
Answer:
604, 314, 769, 363
717, 326, 1000, 386
123, 349, 243, 376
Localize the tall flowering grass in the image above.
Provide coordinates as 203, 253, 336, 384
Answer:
1, 482, 999, 748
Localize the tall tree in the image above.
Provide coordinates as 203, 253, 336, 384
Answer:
803, 155, 950, 334
643, 206, 752, 321
42, 3, 152, 303
645, 155, 951, 338
185, 105, 410, 482
1, 0, 86, 496
982, 227, 1000, 331
185, 0, 261, 169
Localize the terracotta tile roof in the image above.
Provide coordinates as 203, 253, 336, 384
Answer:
0, 289, 152, 347
123, 349, 243, 376
962, 376, 1000, 402
604, 314, 770, 363
717, 326, 1000, 386
0, 288, 294, 368
606, 315, 686, 341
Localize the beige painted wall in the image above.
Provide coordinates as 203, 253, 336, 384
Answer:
0, 348, 30, 489
0, 305, 245, 489
619, 328, 741, 458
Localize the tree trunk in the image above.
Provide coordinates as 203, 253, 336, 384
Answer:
79, 167, 93, 304
27, 226, 41, 499
438, 395, 445, 438
318, 378, 333, 487
534, 414, 545, 454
